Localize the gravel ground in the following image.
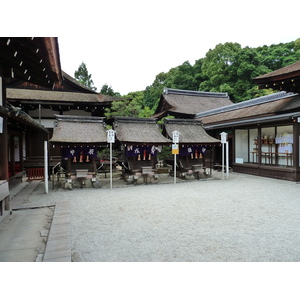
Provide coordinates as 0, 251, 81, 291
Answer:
36, 172, 300, 262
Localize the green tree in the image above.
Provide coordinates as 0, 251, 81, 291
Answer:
199, 42, 242, 100
100, 84, 121, 96
144, 72, 168, 109
74, 62, 97, 91
105, 38, 300, 115
104, 98, 142, 119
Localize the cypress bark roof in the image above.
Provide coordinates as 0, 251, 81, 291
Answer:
253, 60, 300, 93
50, 115, 107, 144
163, 119, 220, 144
6, 88, 123, 104
153, 88, 233, 119
196, 92, 300, 128
114, 117, 171, 145
254, 60, 300, 80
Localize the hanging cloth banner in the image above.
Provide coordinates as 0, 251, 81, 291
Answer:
62, 146, 97, 159
179, 145, 207, 156
126, 145, 158, 157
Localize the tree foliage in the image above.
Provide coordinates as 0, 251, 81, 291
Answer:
74, 62, 97, 91
142, 39, 300, 106
100, 84, 121, 97
103, 39, 300, 118
104, 91, 155, 119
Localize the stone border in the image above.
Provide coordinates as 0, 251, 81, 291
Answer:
43, 200, 71, 262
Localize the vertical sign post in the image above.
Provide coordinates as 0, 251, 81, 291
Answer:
226, 141, 229, 179
44, 141, 48, 194
220, 132, 228, 180
172, 130, 180, 184
107, 129, 115, 189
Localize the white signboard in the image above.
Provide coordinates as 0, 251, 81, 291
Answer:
107, 129, 115, 143
172, 130, 180, 144
220, 132, 227, 144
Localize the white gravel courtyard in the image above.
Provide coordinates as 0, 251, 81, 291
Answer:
56, 173, 300, 262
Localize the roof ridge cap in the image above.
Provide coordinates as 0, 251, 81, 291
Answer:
195, 91, 296, 118
163, 87, 228, 98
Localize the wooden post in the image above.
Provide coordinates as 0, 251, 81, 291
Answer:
0, 76, 8, 181
10, 134, 15, 177
19, 134, 24, 173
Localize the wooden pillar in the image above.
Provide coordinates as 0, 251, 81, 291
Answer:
9, 134, 15, 177
202, 151, 206, 168
293, 121, 300, 181
0, 76, 8, 181
0, 121, 8, 180
67, 158, 71, 175
185, 154, 189, 168
151, 150, 157, 169
19, 134, 24, 172
258, 126, 262, 165
92, 156, 96, 173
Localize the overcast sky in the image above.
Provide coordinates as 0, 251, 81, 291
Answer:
5, 0, 300, 95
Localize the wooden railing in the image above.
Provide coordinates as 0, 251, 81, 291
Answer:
27, 167, 44, 181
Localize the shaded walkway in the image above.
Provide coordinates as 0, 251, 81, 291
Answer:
0, 180, 71, 262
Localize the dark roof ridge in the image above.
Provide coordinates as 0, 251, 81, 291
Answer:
55, 114, 105, 123
163, 87, 229, 98
164, 118, 203, 125
114, 116, 157, 123
195, 91, 296, 119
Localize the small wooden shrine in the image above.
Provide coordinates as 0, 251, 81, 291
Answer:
163, 119, 221, 178
49, 115, 107, 185
113, 117, 171, 183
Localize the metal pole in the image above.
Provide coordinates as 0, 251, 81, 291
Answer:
44, 141, 48, 194
226, 141, 229, 179
110, 141, 112, 189
174, 153, 177, 184
222, 142, 224, 180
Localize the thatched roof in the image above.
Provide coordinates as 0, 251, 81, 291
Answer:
196, 92, 300, 129
253, 60, 300, 93
6, 88, 122, 104
164, 119, 220, 144
153, 88, 233, 119
50, 115, 107, 144
114, 117, 171, 145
